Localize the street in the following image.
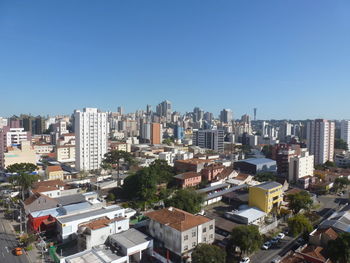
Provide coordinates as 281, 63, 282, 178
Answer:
0, 210, 29, 263
250, 193, 344, 263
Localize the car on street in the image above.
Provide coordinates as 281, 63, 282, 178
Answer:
239, 257, 250, 263
277, 233, 285, 239
271, 237, 279, 245
261, 241, 271, 250
13, 247, 23, 256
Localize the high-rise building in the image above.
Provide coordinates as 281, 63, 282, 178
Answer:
151, 123, 162, 144
193, 129, 224, 152
193, 107, 204, 122
174, 125, 184, 140
74, 108, 108, 171
253, 108, 257, 121
306, 119, 335, 165
146, 105, 152, 115
117, 106, 123, 115
156, 100, 172, 122
140, 120, 151, 143
340, 120, 350, 149
220, 109, 233, 123
289, 148, 314, 183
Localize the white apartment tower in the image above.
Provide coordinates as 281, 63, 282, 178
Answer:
306, 119, 335, 165
340, 120, 350, 149
289, 148, 314, 182
74, 108, 108, 171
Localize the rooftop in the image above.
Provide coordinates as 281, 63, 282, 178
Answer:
58, 205, 123, 224
146, 207, 212, 232
236, 158, 276, 165
65, 245, 124, 263
174, 172, 201, 180
254, 181, 282, 190
109, 228, 151, 248
80, 216, 126, 231
55, 194, 86, 206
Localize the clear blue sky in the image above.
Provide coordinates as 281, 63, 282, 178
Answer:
1, 0, 350, 119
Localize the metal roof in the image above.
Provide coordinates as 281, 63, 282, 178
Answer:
204, 184, 248, 201
236, 158, 276, 165
58, 205, 123, 224
197, 183, 229, 194
230, 208, 266, 223
55, 194, 86, 206
109, 228, 151, 249
255, 181, 282, 190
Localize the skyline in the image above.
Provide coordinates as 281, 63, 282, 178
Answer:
1, 1, 350, 119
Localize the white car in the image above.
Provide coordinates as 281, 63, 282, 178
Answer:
277, 233, 285, 239
239, 257, 250, 263
261, 241, 271, 250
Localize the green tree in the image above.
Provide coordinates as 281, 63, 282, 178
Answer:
106, 193, 116, 202
288, 191, 313, 215
287, 214, 313, 237
261, 145, 273, 158
192, 244, 226, 263
162, 137, 174, 146
335, 138, 349, 151
230, 225, 263, 256
6, 163, 38, 200
327, 232, 350, 263
148, 159, 175, 184
333, 177, 350, 193
255, 172, 276, 182
165, 188, 204, 214
102, 150, 134, 179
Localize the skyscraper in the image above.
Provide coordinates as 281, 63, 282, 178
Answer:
306, 119, 335, 165
156, 100, 172, 122
254, 108, 257, 121
340, 120, 350, 149
151, 123, 162, 144
220, 109, 233, 123
74, 108, 108, 171
193, 129, 224, 152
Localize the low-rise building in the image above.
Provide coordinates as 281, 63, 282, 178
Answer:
234, 158, 277, 174
33, 144, 54, 155
1, 140, 37, 169
224, 207, 266, 225
46, 165, 64, 180
248, 181, 283, 213
146, 207, 215, 262
174, 172, 202, 188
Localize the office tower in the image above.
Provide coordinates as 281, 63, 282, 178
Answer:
151, 123, 162, 144
140, 120, 151, 142
306, 119, 335, 165
341, 120, 350, 149
156, 100, 172, 122
74, 108, 108, 171
193, 129, 224, 152
193, 107, 204, 122
174, 125, 184, 140
204, 112, 213, 124
254, 108, 257, 121
117, 106, 123, 115
220, 109, 233, 123
146, 105, 152, 115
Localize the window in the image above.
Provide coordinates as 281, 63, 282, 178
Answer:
192, 232, 196, 237
203, 227, 207, 233
192, 242, 196, 247
184, 245, 188, 251
209, 225, 213, 230
204, 237, 206, 242
210, 234, 213, 239
184, 235, 188, 241
118, 226, 121, 230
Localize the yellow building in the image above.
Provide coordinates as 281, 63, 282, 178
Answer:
249, 181, 283, 213
1, 140, 37, 169
46, 165, 64, 180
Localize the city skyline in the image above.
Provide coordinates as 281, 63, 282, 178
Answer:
1, 1, 350, 119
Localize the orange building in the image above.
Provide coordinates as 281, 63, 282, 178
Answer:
151, 123, 162, 144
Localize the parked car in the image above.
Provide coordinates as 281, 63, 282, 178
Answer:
271, 256, 281, 263
261, 241, 271, 250
277, 233, 285, 239
271, 237, 279, 244
239, 257, 250, 263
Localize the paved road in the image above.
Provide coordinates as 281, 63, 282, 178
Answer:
0, 211, 29, 263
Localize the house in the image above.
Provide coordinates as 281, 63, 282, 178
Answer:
234, 158, 277, 174
174, 172, 202, 188
248, 181, 283, 213
200, 163, 225, 181
56, 205, 135, 242
309, 227, 338, 247
174, 158, 214, 173
46, 165, 64, 180
224, 207, 266, 225
108, 228, 153, 262
23, 193, 59, 215
146, 207, 215, 263
31, 179, 80, 198
77, 216, 129, 250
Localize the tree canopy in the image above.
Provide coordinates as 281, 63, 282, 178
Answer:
102, 150, 134, 176
230, 225, 263, 256
335, 138, 349, 151
288, 191, 313, 215
261, 145, 273, 158
287, 214, 313, 237
333, 177, 350, 192
7, 163, 38, 200
327, 232, 350, 263
255, 172, 276, 182
165, 188, 204, 214
192, 244, 226, 263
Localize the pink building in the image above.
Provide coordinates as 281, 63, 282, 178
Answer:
201, 163, 225, 182
174, 172, 202, 188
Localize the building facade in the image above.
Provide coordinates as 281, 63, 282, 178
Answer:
192, 129, 224, 152
249, 181, 283, 213
74, 108, 108, 171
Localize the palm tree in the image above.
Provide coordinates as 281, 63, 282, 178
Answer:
6, 163, 38, 200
